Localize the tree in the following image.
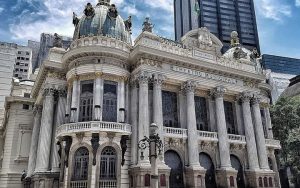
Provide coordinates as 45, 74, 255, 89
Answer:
271, 96, 300, 186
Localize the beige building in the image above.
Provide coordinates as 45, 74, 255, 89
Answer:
14, 45, 33, 80
0, 1, 281, 188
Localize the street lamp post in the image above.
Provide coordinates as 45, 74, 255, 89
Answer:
138, 123, 163, 188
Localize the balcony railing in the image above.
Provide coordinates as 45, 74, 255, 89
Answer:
228, 134, 246, 144
99, 180, 117, 188
265, 139, 281, 149
163, 127, 188, 138
198, 131, 218, 141
56, 121, 132, 137
70, 180, 88, 188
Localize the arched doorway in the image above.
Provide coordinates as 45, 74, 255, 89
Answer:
199, 153, 217, 188
164, 150, 184, 188
99, 146, 117, 187
230, 155, 245, 188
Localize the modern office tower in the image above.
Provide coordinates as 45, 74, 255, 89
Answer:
174, 0, 260, 52
262, 54, 300, 103
0, 42, 17, 127
34, 33, 72, 71
14, 45, 33, 80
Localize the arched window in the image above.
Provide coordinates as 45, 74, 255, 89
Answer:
230, 155, 245, 188
72, 147, 89, 181
102, 81, 118, 122
99, 147, 117, 187
79, 81, 94, 122
162, 91, 178, 128
258, 177, 263, 187
145, 174, 150, 186
199, 153, 217, 188
269, 177, 273, 187
264, 177, 268, 187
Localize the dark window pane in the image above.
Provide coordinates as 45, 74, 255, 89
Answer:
162, 91, 178, 128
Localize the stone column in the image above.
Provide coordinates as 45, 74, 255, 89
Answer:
264, 107, 274, 139
65, 84, 72, 123
137, 72, 151, 166
152, 73, 166, 164
35, 88, 56, 172
130, 80, 138, 166
208, 97, 216, 132
51, 88, 67, 172
183, 81, 201, 168
94, 74, 102, 121
70, 77, 79, 123
240, 92, 260, 170
210, 86, 231, 169
27, 105, 42, 177
118, 79, 126, 123
251, 95, 269, 170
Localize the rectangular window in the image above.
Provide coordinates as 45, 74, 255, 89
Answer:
79, 81, 94, 122
23, 104, 30, 110
162, 91, 178, 128
24, 93, 30, 98
102, 81, 118, 122
195, 96, 208, 131
224, 101, 236, 134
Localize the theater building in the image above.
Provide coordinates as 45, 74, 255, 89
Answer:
0, 1, 281, 188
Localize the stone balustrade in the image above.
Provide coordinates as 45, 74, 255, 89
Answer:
70, 180, 88, 188
197, 131, 218, 141
265, 139, 281, 149
163, 127, 188, 138
228, 134, 246, 144
56, 121, 132, 137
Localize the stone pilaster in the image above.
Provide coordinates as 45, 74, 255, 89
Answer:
239, 92, 260, 170
35, 88, 56, 172
70, 77, 79, 122
210, 86, 231, 169
137, 71, 151, 166
26, 105, 42, 177
251, 94, 269, 170
130, 79, 138, 166
264, 107, 274, 139
51, 88, 67, 172
65, 85, 72, 123
94, 75, 102, 121
118, 79, 126, 123
183, 81, 201, 168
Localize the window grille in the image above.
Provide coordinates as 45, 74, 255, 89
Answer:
99, 147, 117, 188
195, 96, 208, 131
72, 147, 89, 181
162, 91, 178, 128
102, 82, 118, 122
79, 82, 94, 122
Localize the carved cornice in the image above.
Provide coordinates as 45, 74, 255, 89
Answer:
210, 86, 226, 98
133, 57, 163, 70
182, 80, 196, 93
68, 72, 129, 84
47, 71, 66, 80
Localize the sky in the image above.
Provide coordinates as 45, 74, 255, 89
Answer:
0, 0, 299, 58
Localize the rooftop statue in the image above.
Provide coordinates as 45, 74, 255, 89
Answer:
233, 47, 247, 60
142, 17, 154, 33
53, 33, 63, 48
108, 4, 118, 19
198, 27, 213, 47
72, 12, 79, 26
84, 3, 95, 18
250, 48, 260, 60
124, 16, 132, 34
230, 31, 240, 47
98, 0, 110, 6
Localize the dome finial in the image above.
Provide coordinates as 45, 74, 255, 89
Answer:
98, 0, 110, 6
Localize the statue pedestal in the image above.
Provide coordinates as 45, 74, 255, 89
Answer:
32, 172, 60, 188
185, 166, 206, 188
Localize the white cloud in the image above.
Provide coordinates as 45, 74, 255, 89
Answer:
0, 7, 4, 14
255, 0, 291, 21
143, 0, 173, 13
296, 0, 300, 7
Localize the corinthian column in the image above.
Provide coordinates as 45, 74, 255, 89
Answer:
239, 92, 259, 170
70, 76, 79, 123
35, 88, 55, 172
210, 86, 231, 169
27, 105, 42, 177
183, 81, 201, 168
251, 95, 269, 170
51, 88, 67, 172
152, 73, 165, 163
137, 72, 151, 166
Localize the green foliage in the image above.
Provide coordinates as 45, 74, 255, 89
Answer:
271, 96, 300, 183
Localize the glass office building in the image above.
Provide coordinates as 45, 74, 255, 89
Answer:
262, 54, 300, 75
174, 0, 260, 52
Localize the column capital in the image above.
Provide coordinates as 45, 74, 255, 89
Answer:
33, 105, 43, 115
136, 71, 151, 85
251, 94, 261, 105
57, 87, 67, 98
210, 86, 226, 98
43, 87, 56, 97
152, 73, 166, 87
239, 92, 253, 103
182, 80, 196, 93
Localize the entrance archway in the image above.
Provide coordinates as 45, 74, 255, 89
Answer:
230, 155, 245, 188
199, 153, 217, 188
164, 150, 184, 188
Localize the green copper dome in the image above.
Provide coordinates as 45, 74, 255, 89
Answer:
73, 3, 132, 44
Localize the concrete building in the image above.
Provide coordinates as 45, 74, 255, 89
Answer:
14, 45, 33, 80
262, 55, 300, 103
174, 0, 260, 52
28, 40, 40, 73
0, 42, 17, 127
1, 1, 281, 188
